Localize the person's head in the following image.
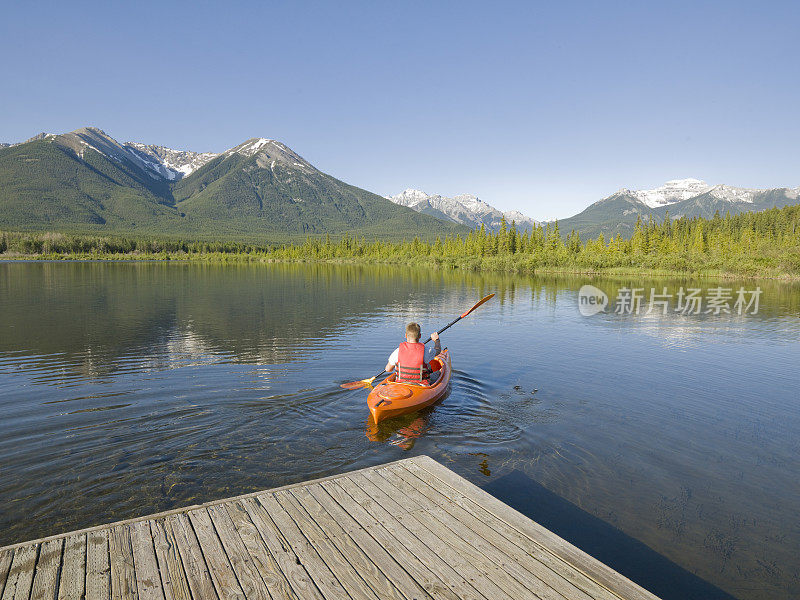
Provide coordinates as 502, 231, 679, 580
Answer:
405, 322, 421, 342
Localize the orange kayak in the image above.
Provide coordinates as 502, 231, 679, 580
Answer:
367, 350, 451, 423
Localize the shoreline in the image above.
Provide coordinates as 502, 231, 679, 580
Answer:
2, 253, 798, 281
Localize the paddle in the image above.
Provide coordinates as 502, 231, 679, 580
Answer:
339, 293, 495, 390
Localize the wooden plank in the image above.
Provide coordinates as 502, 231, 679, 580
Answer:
129, 521, 165, 600
319, 478, 484, 600
57, 534, 85, 600
403, 461, 623, 600
290, 485, 428, 600
1, 544, 38, 600
30, 538, 63, 600
186, 508, 244, 600
412, 455, 660, 600
85, 530, 110, 600
341, 472, 507, 598
306, 483, 455, 599
239, 499, 324, 600
412, 504, 556, 600
381, 466, 568, 600
206, 504, 273, 600
165, 514, 217, 600
250, 494, 350, 600
0, 551, 14, 598
109, 525, 138, 600
386, 465, 579, 599
270, 490, 381, 600
347, 472, 520, 600
149, 520, 191, 600
225, 501, 302, 600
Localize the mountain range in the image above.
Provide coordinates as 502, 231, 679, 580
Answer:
388, 179, 800, 239
557, 178, 800, 239
1, 128, 797, 241
0, 127, 467, 240
387, 189, 538, 232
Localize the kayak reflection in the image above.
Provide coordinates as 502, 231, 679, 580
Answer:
366, 412, 429, 449
365, 386, 451, 449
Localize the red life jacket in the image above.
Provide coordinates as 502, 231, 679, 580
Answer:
396, 341, 429, 384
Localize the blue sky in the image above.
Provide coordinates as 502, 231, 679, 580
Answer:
1, 1, 797, 219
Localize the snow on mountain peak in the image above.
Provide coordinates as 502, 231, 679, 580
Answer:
387, 189, 537, 231
52, 127, 160, 173
229, 137, 276, 157
626, 178, 713, 208
223, 138, 315, 172
33, 127, 220, 181
610, 178, 800, 209
25, 132, 56, 143
390, 189, 431, 207
503, 210, 533, 223
124, 142, 218, 180
400, 188, 428, 197
707, 184, 760, 204
452, 194, 493, 214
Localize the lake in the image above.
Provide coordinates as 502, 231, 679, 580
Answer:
1, 261, 798, 599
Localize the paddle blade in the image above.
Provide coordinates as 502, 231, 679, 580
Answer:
339, 378, 374, 390
340, 369, 386, 390
460, 293, 495, 318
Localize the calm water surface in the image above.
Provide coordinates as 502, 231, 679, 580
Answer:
1, 262, 798, 599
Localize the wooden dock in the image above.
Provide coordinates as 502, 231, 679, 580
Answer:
0, 455, 660, 600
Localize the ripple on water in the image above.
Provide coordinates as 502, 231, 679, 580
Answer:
1, 263, 799, 600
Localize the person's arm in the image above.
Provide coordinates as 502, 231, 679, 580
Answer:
385, 348, 399, 373
430, 331, 441, 357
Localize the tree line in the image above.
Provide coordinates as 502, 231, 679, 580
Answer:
2, 203, 799, 277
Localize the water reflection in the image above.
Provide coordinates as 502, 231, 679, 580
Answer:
366, 413, 430, 449
1, 262, 799, 600
365, 397, 445, 449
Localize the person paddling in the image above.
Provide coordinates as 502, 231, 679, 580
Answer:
385, 323, 441, 385
340, 294, 493, 391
